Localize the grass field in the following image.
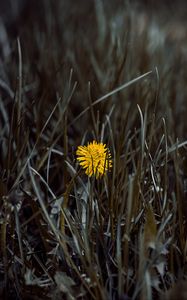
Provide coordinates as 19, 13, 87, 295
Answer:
0, 1, 187, 299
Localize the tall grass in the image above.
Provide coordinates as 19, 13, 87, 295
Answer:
0, 1, 187, 299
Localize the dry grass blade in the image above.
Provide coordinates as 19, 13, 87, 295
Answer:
70, 70, 153, 125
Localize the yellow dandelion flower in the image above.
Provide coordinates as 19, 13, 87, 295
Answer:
76, 140, 112, 179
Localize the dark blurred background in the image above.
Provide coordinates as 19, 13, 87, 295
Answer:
1, 0, 187, 138
1, 0, 187, 37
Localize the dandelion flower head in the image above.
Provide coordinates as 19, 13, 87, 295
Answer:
76, 140, 112, 179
